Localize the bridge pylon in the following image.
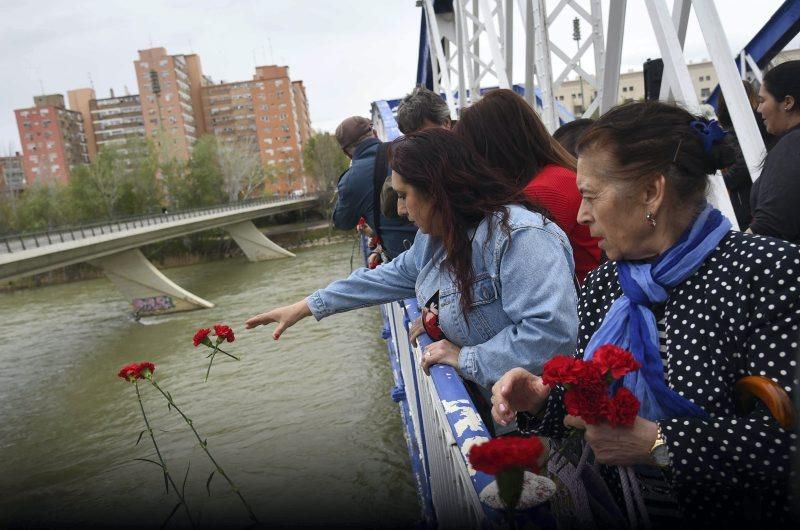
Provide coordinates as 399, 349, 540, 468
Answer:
223, 221, 296, 261
89, 249, 214, 317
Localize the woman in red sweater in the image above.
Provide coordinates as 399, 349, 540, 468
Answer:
454, 89, 601, 284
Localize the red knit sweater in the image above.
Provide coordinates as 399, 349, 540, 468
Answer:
523, 164, 601, 284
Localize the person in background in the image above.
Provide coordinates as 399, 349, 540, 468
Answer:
553, 118, 594, 158
395, 85, 452, 135
246, 129, 578, 394
750, 60, 800, 243
491, 101, 799, 526
380, 86, 454, 225
715, 80, 774, 230
454, 89, 601, 284
333, 116, 417, 259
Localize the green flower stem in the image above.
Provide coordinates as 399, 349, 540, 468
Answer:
134, 381, 196, 528
213, 346, 239, 360
150, 379, 259, 524
204, 345, 217, 382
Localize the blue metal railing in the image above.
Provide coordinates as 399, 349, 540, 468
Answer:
0, 195, 318, 254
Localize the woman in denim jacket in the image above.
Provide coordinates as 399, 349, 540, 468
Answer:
246, 129, 578, 390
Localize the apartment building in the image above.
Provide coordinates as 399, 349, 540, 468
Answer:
14, 94, 89, 185
202, 65, 312, 194
134, 47, 207, 161
554, 47, 800, 116
0, 153, 25, 194
292, 80, 312, 151
90, 93, 146, 151
67, 88, 98, 162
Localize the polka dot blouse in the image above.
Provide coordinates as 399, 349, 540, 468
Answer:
519, 230, 799, 524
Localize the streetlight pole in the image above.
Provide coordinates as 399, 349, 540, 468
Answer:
573, 17, 586, 116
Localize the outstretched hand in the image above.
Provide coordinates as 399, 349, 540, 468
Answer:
490, 368, 552, 426
245, 299, 312, 340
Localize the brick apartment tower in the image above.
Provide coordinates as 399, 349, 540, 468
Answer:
67, 88, 98, 162
0, 153, 25, 194
202, 65, 311, 195
14, 94, 89, 186
291, 80, 312, 151
134, 47, 207, 161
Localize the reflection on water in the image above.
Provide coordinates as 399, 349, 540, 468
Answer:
0, 242, 418, 527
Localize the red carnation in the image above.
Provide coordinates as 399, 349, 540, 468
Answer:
606, 387, 640, 427
138, 362, 156, 379
593, 344, 641, 380
564, 386, 612, 425
468, 436, 545, 475
118, 362, 141, 382
213, 324, 235, 343
193, 328, 212, 347
541, 355, 581, 387
356, 216, 367, 229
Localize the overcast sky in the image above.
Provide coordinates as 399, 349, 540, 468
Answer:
1, 0, 796, 153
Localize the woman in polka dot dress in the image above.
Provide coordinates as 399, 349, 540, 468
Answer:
490, 101, 798, 526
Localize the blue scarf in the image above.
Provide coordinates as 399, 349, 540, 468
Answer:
583, 203, 731, 421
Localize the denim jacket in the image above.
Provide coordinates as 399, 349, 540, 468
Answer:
307, 205, 579, 388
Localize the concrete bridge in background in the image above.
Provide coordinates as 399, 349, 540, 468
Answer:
0, 195, 321, 316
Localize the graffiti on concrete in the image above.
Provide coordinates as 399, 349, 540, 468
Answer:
132, 295, 176, 315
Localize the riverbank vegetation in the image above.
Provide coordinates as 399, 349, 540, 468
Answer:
0, 131, 349, 235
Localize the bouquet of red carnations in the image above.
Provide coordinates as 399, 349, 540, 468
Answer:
542, 344, 641, 426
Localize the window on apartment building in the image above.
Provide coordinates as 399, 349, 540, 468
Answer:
280, 113, 288, 120
159, 59, 168, 66
260, 116, 269, 122
40, 108, 49, 115
701, 88, 711, 98
29, 155, 38, 163
281, 125, 289, 132
140, 62, 149, 68
23, 122, 30, 129
629, 86, 634, 91
705, 75, 711, 81
275, 80, 284, 86
277, 91, 284, 97
699, 76, 704, 81
622, 87, 627, 92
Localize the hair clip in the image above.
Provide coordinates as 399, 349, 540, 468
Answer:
689, 119, 726, 153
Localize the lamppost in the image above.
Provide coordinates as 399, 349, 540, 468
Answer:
573, 17, 586, 116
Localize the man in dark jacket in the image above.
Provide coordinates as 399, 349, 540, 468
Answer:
333, 116, 417, 259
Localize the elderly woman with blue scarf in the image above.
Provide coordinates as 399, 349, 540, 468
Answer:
491, 101, 799, 527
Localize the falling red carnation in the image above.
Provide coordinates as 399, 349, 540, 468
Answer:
468, 436, 545, 475
213, 324, 235, 343
606, 387, 640, 427
117, 362, 141, 381
138, 362, 156, 378
593, 344, 641, 380
193, 328, 212, 347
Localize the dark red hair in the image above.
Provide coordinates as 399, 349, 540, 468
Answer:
390, 128, 535, 314
454, 88, 576, 189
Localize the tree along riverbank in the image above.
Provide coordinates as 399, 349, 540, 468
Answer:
0, 222, 353, 292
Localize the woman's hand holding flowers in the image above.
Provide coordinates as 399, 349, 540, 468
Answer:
563, 414, 659, 466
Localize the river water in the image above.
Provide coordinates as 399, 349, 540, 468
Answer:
0, 242, 419, 528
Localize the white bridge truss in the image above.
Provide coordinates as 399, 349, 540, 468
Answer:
423, 0, 773, 229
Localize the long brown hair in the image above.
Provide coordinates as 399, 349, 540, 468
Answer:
390, 128, 533, 314
454, 88, 576, 189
